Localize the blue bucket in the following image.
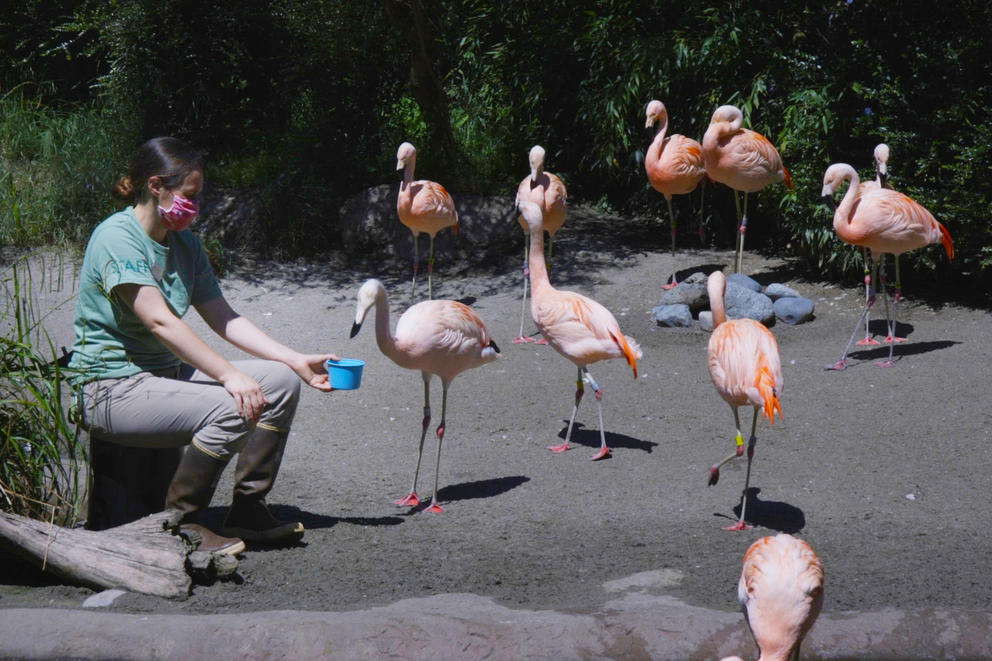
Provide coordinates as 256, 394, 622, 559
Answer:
326, 358, 365, 390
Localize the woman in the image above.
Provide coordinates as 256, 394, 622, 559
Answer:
70, 136, 337, 554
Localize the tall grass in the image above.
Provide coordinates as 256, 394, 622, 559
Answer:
0, 86, 130, 249
1, 252, 84, 526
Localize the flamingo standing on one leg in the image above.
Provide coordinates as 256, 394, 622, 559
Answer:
706, 270, 783, 531
517, 199, 641, 461
644, 99, 706, 289
821, 163, 953, 370
720, 533, 825, 661
350, 278, 501, 513
702, 105, 792, 275
514, 145, 568, 344
396, 142, 458, 300
855, 143, 892, 347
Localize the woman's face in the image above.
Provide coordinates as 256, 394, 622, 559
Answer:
156, 169, 203, 208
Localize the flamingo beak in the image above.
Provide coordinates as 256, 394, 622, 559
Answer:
350, 321, 363, 338
821, 194, 836, 212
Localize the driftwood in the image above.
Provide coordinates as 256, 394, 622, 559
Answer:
0, 508, 237, 599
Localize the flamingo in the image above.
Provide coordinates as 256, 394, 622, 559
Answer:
517, 199, 642, 461
644, 99, 706, 289
396, 142, 458, 300
702, 105, 792, 274
720, 533, 825, 661
350, 278, 501, 513
821, 163, 953, 370
706, 270, 783, 531
513, 145, 568, 344
854, 143, 892, 347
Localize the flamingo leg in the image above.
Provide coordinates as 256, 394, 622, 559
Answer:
410, 230, 420, 299
585, 368, 611, 461
427, 234, 436, 300
878, 256, 907, 367
395, 376, 430, 507
663, 196, 678, 289
424, 384, 449, 513
698, 180, 707, 244
549, 367, 584, 454
856, 247, 880, 346
725, 410, 759, 531
708, 408, 745, 485
514, 236, 534, 344
735, 192, 750, 274
825, 259, 879, 370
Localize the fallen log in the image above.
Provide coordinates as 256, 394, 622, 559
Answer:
0, 508, 237, 599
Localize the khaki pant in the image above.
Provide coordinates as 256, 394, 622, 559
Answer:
79, 360, 300, 460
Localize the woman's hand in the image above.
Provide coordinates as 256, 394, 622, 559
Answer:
291, 353, 340, 392
221, 370, 270, 421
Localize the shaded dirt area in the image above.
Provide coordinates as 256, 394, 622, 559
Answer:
2, 205, 990, 622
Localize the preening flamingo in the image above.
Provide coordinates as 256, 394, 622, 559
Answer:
821, 163, 953, 370
351, 278, 501, 513
720, 534, 825, 661
644, 99, 706, 289
854, 143, 892, 347
396, 142, 458, 300
517, 199, 641, 461
702, 105, 792, 274
706, 270, 783, 531
514, 145, 568, 344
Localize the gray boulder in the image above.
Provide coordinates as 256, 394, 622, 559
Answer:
765, 282, 801, 301
656, 277, 708, 313
774, 296, 815, 325
723, 283, 775, 326
698, 310, 714, 332
728, 273, 762, 292
653, 304, 694, 328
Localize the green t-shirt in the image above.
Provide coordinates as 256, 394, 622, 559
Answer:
68, 206, 222, 383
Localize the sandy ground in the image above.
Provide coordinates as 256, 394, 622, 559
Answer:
2, 206, 991, 631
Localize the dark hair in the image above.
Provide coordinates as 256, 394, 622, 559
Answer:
111, 137, 204, 203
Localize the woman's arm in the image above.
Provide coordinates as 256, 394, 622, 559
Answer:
195, 295, 338, 392
117, 283, 270, 420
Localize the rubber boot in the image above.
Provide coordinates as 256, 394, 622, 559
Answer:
221, 425, 304, 545
166, 444, 245, 556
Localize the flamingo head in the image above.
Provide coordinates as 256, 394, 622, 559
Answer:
351, 278, 385, 338
517, 199, 543, 233
396, 142, 416, 171
709, 104, 744, 132
820, 163, 857, 210
528, 145, 546, 182
644, 99, 667, 129
874, 143, 889, 184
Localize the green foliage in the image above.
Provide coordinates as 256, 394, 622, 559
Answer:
1, 254, 84, 526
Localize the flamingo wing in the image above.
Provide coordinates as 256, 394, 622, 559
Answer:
708, 319, 783, 420
405, 180, 457, 231
534, 291, 640, 372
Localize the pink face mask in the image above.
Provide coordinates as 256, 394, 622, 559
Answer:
158, 193, 199, 231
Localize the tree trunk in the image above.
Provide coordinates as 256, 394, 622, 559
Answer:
0, 509, 236, 599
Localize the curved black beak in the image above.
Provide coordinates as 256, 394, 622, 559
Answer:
350, 321, 362, 338
821, 194, 837, 212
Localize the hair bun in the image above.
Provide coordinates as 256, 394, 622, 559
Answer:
112, 175, 135, 200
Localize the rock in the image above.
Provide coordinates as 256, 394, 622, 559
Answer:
656, 280, 708, 313
83, 589, 128, 608
698, 310, 714, 332
724, 283, 775, 326
765, 283, 800, 300
774, 297, 815, 325
728, 273, 761, 292
653, 304, 694, 328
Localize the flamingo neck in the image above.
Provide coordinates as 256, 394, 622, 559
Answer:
708, 277, 727, 328
527, 222, 552, 296
372, 290, 401, 363
836, 167, 861, 223
648, 117, 669, 162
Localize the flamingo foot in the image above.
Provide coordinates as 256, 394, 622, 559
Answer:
824, 359, 847, 371
724, 520, 752, 531
883, 335, 907, 344
394, 492, 420, 507
534, 338, 548, 345
513, 335, 536, 344
856, 337, 881, 346
547, 442, 570, 453
589, 446, 612, 461
708, 467, 720, 486
875, 359, 896, 368
662, 281, 678, 290
424, 502, 445, 514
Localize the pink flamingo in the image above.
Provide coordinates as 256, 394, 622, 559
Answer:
854, 143, 892, 347
702, 105, 793, 274
396, 142, 458, 300
517, 199, 641, 461
821, 163, 953, 370
514, 145, 568, 344
721, 533, 825, 661
706, 270, 783, 531
351, 278, 501, 513
644, 99, 706, 289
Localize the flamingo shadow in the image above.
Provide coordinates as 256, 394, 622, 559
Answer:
672, 262, 727, 283
716, 487, 806, 533
849, 339, 959, 363
556, 422, 657, 454
200, 504, 404, 536
435, 475, 530, 504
